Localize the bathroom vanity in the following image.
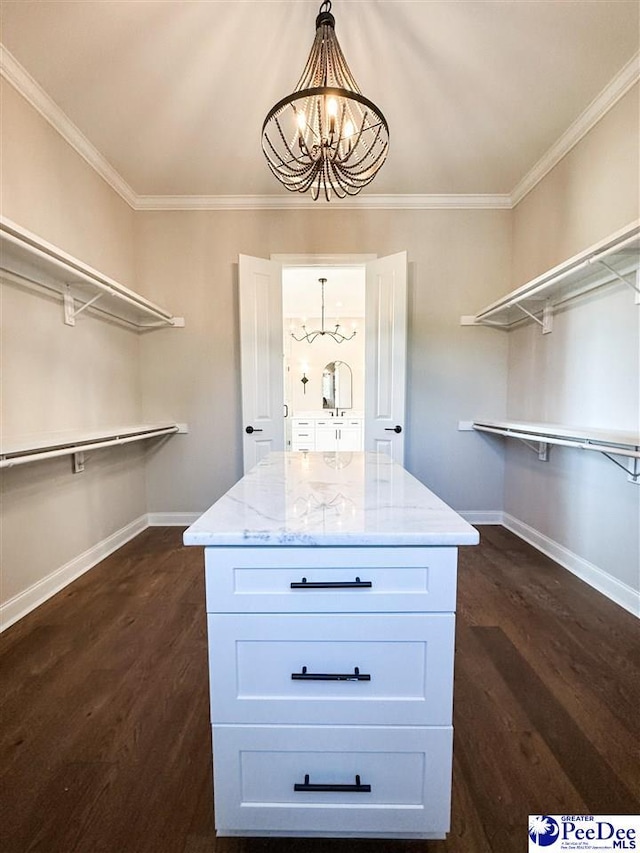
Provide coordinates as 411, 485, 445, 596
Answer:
183, 451, 478, 839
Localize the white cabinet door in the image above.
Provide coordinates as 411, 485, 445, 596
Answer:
365, 252, 407, 463
315, 422, 339, 451
239, 255, 284, 472
338, 423, 362, 450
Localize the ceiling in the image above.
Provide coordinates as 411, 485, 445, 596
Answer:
283, 266, 365, 319
1, 0, 638, 205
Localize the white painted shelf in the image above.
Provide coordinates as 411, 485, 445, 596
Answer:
473, 419, 640, 482
462, 221, 639, 332
0, 217, 183, 330
0, 423, 181, 469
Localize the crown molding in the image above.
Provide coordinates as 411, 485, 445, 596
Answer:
134, 193, 513, 211
0, 44, 138, 209
2, 42, 638, 213
511, 51, 640, 207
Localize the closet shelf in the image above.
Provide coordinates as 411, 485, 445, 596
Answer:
0, 217, 184, 330
473, 419, 640, 483
0, 423, 182, 470
462, 221, 640, 332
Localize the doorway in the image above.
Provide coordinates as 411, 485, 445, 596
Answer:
238, 251, 408, 471
283, 265, 366, 452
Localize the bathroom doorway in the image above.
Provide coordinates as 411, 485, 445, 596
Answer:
238, 251, 407, 471
283, 265, 366, 453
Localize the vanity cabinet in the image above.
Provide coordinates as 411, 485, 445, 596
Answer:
184, 452, 478, 840
292, 417, 362, 452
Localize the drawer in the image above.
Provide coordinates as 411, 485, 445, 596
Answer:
212, 724, 452, 837
207, 613, 454, 725
204, 546, 457, 613
292, 430, 313, 439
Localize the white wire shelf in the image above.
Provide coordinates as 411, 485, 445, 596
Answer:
0, 423, 182, 470
462, 221, 640, 332
0, 217, 184, 330
473, 419, 640, 483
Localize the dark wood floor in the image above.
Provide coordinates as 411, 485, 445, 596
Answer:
1, 526, 638, 853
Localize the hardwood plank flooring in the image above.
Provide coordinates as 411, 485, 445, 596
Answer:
0, 525, 638, 852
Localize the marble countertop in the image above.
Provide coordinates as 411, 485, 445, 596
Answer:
183, 452, 479, 547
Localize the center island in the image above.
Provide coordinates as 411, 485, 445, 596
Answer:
184, 451, 479, 839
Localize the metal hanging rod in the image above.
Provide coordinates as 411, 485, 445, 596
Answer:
473, 421, 640, 483
0, 424, 181, 470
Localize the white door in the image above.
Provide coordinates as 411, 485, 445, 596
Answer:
364, 252, 408, 463
239, 252, 407, 468
239, 255, 284, 472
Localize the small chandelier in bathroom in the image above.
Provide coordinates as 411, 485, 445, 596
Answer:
261, 0, 389, 201
291, 278, 356, 344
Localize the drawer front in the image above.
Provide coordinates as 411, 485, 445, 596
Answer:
292, 430, 313, 440
207, 613, 454, 725
212, 724, 452, 836
205, 546, 457, 613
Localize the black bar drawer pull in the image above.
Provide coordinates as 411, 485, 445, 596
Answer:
294, 774, 371, 793
292, 666, 371, 682
290, 576, 372, 589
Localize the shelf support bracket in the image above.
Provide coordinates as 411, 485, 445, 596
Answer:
72, 451, 85, 474
514, 299, 553, 334
64, 286, 104, 326
518, 437, 549, 461
592, 260, 640, 304
599, 451, 640, 484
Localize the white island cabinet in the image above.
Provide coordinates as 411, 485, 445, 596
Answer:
183, 451, 478, 840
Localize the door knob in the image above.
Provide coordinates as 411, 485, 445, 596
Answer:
245, 426, 263, 434
385, 425, 402, 434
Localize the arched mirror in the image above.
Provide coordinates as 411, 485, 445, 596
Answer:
322, 361, 353, 411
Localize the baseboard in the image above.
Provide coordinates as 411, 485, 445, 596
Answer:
503, 513, 639, 618
147, 512, 201, 527
4, 508, 636, 632
0, 514, 149, 633
459, 510, 504, 525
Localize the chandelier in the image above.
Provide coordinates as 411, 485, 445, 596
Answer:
262, 0, 389, 201
291, 278, 356, 344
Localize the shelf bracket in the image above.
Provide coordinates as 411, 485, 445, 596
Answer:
517, 437, 549, 460
592, 260, 640, 305
599, 451, 640, 484
514, 299, 553, 334
64, 285, 104, 326
72, 451, 85, 474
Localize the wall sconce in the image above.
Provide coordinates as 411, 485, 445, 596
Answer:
301, 372, 309, 394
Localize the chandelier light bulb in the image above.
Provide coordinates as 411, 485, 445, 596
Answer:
262, 0, 389, 201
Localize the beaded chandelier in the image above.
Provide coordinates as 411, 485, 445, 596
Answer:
261, 0, 389, 201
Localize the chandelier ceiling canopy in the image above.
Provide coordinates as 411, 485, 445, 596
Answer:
291, 278, 357, 344
262, 0, 389, 202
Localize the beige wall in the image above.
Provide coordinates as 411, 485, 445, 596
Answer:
137, 208, 511, 514
511, 84, 639, 286
0, 82, 146, 619
505, 84, 640, 596
0, 80, 136, 285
